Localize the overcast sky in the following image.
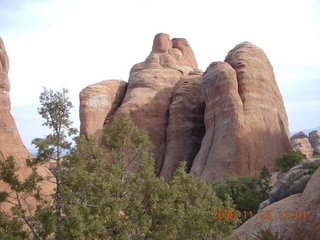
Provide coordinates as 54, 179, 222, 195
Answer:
1, 0, 320, 150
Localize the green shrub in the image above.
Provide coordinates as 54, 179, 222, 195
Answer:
258, 166, 272, 200
276, 151, 305, 171
212, 176, 263, 218
305, 162, 320, 175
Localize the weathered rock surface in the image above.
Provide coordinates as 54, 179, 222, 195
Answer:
293, 165, 320, 240
0, 36, 32, 168
308, 130, 320, 155
105, 33, 201, 175
79, 80, 127, 139
0, 37, 52, 212
191, 42, 291, 182
267, 159, 320, 205
290, 132, 314, 158
233, 167, 320, 240
159, 74, 205, 181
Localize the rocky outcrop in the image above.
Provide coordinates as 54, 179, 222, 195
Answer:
293, 165, 320, 239
290, 132, 314, 158
79, 80, 127, 140
0, 36, 32, 167
116, 33, 201, 174
191, 42, 291, 182
233, 167, 320, 240
308, 130, 320, 155
80, 35, 291, 181
159, 75, 205, 181
0, 37, 52, 212
259, 158, 320, 210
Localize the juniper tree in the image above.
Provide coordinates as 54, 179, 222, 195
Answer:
0, 156, 52, 240
258, 166, 272, 200
0, 88, 77, 240
62, 114, 239, 239
32, 87, 77, 240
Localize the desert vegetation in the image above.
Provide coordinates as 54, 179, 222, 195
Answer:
0, 88, 239, 240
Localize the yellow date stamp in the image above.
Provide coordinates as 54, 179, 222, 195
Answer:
211, 210, 307, 220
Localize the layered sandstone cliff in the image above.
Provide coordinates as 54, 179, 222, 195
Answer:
80, 34, 291, 181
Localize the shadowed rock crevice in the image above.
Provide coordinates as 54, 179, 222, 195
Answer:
160, 74, 205, 180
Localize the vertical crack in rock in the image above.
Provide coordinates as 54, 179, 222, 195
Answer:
160, 73, 205, 181
191, 62, 244, 181
157, 90, 174, 177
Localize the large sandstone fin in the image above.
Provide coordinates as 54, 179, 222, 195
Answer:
191, 62, 244, 181
191, 43, 291, 182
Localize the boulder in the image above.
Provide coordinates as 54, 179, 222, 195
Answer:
191, 42, 291, 182
308, 130, 320, 155
260, 158, 320, 210
233, 167, 320, 240
160, 74, 205, 181
293, 166, 320, 239
290, 132, 314, 158
79, 80, 127, 140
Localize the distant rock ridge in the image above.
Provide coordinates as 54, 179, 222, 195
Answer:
80, 33, 292, 181
290, 130, 320, 157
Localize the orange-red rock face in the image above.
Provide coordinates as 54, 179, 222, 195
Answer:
79, 80, 127, 140
79, 34, 291, 181
191, 42, 292, 181
0, 36, 31, 168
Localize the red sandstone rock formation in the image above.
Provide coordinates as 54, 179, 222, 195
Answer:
0, 36, 33, 168
79, 35, 291, 181
290, 132, 314, 158
79, 80, 127, 140
191, 42, 292, 182
109, 33, 200, 174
